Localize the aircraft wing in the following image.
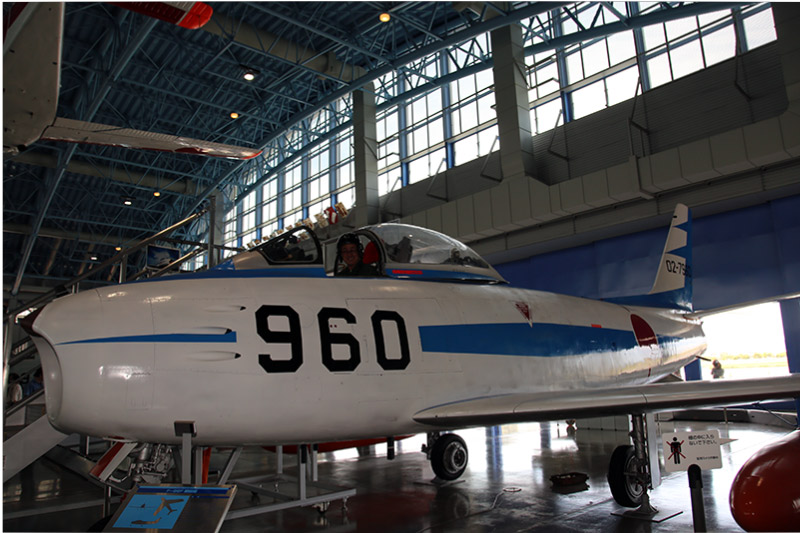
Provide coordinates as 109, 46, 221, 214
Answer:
3, 2, 260, 161
110, 2, 214, 30
41, 118, 263, 160
413, 374, 800, 428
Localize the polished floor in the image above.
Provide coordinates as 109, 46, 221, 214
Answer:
3, 416, 795, 532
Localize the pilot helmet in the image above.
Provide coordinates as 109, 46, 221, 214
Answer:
337, 233, 363, 255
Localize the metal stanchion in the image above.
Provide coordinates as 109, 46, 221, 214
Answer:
688, 464, 706, 532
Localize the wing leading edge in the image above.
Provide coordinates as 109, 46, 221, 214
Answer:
413, 375, 800, 428
41, 118, 263, 160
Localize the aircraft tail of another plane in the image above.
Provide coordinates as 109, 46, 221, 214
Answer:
607, 204, 693, 312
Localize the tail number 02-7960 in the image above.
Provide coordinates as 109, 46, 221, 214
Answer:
254, 305, 410, 373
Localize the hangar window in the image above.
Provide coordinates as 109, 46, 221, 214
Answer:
337, 160, 354, 189
337, 188, 355, 213
222, 2, 777, 260
642, 3, 775, 90
531, 97, 562, 136
282, 211, 303, 230
522, 3, 777, 122
262, 199, 277, 225
527, 53, 560, 103
377, 108, 399, 170
223, 218, 236, 260
453, 124, 498, 167
379, 166, 402, 198
742, 7, 777, 49
307, 142, 331, 207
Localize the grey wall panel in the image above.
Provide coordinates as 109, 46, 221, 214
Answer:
529, 44, 786, 187
381, 44, 788, 224
641, 43, 787, 151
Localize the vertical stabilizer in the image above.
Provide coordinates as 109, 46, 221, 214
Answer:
608, 204, 693, 311
648, 203, 692, 310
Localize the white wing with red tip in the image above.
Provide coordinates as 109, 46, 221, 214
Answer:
3, 2, 260, 160
110, 2, 214, 30
42, 118, 263, 160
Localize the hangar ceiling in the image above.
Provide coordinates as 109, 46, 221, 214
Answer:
2, 1, 749, 303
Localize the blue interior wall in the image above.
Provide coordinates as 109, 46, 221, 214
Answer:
495, 195, 800, 311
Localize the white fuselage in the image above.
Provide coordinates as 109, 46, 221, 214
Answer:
30, 273, 706, 445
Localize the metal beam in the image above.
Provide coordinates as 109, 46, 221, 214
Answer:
8, 207, 209, 317
12, 151, 199, 195
203, 9, 363, 83
216, 1, 750, 213
11, 17, 159, 296
523, 2, 746, 58
185, 2, 570, 216
247, 3, 392, 65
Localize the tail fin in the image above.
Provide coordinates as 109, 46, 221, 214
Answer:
608, 204, 693, 311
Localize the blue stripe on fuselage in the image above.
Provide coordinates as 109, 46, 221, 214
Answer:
57, 331, 237, 345
128, 267, 327, 284
418, 323, 637, 357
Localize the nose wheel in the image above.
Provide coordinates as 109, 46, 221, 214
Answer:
427, 433, 468, 481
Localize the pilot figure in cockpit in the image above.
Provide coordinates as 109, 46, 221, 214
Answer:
335, 233, 380, 277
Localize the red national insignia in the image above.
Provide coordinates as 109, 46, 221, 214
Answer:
514, 301, 532, 324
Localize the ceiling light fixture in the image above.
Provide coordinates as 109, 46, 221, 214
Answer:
90, 255, 98, 261
379, 12, 391, 22
115, 246, 122, 252
122, 196, 134, 206
239, 64, 260, 81
230, 112, 239, 119
153, 191, 161, 197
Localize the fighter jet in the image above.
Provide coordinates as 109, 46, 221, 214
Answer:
19, 203, 800, 508
154, 497, 183, 516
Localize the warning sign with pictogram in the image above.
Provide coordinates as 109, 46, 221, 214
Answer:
662, 429, 722, 472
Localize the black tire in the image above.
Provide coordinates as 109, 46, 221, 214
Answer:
607, 444, 644, 507
431, 434, 468, 481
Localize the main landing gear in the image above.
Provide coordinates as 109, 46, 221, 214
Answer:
607, 414, 659, 517
424, 432, 469, 481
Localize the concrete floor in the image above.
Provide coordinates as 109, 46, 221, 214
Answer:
3, 417, 794, 532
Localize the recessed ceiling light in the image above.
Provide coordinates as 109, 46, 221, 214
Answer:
379, 12, 391, 22
122, 196, 133, 206
243, 71, 255, 81
230, 112, 239, 119
153, 191, 161, 197
115, 246, 122, 251
90, 255, 98, 261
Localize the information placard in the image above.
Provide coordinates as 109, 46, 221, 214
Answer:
104, 484, 236, 532
662, 429, 723, 472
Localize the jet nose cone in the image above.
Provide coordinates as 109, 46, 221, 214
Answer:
18, 306, 44, 336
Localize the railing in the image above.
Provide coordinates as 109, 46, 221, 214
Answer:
2, 201, 242, 429
6, 207, 210, 319
4, 388, 44, 422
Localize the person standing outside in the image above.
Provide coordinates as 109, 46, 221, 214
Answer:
711, 359, 725, 379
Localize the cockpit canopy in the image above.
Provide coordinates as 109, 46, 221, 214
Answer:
361, 223, 504, 283
217, 223, 506, 284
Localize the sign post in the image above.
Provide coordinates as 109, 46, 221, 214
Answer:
662, 429, 723, 532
